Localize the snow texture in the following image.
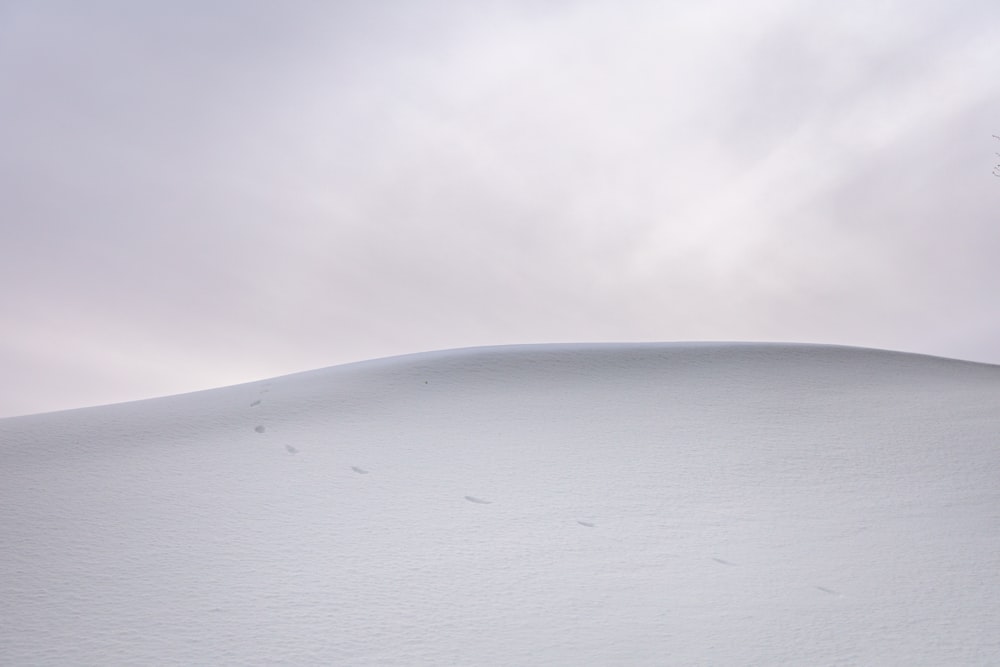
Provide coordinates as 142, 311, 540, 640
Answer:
2, 342, 1000, 665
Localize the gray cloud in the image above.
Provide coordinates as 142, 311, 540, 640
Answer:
2, 0, 999, 416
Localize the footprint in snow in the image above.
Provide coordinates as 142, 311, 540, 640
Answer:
285, 445, 298, 455
577, 521, 596, 528
254, 425, 266, 433
250, 400, 261, 407
351, 466, 369, 474
464, 496, 492, 505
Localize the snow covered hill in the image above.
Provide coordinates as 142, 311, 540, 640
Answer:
3, 343, 1000, 665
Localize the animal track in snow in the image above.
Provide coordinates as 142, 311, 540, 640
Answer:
464, 496, 492, 504
250, 400, 261, 407
577, 521, 596, 528
285, 445, 298, 454
351, 466, 369, 474
254, 425, 266, 433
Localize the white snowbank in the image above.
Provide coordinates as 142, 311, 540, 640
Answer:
2, 343, 1000, 665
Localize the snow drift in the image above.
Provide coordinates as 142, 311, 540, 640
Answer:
2, 343, 1000, 665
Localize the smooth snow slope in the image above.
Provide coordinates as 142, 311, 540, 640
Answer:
3, 343, 1000, 665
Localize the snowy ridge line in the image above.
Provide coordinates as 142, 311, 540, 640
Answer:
2, 341, 997, 423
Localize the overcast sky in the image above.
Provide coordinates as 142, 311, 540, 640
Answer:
2, 0, 999, 417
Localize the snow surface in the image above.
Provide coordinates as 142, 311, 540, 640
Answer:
2, 342, 1000, 665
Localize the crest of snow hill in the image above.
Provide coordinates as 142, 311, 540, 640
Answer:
2, 343, 1000, 665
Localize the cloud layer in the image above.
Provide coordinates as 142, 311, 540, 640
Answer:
2, 0, 999, 416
